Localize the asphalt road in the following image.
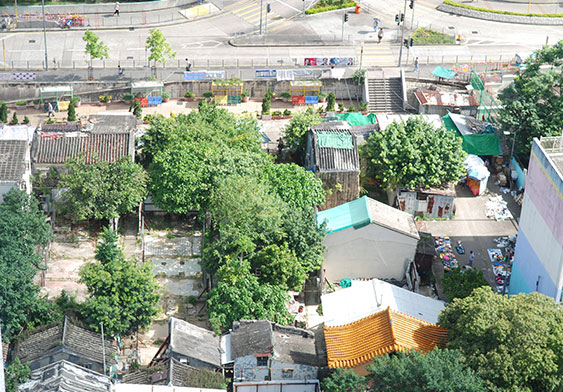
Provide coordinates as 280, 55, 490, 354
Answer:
0, 0, 562, 70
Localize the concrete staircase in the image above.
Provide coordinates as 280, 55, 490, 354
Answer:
367, 77, 404, 113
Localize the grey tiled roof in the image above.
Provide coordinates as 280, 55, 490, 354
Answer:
32, 131, 133, 164
87, 113, 137, 133
169, 318, 221, 367
0, 140, 27, 181
40, 122, 82, 132
122, 359, 221, 388
15, 318, 115, 366
309, 126, 360, 173
18, 360, 111, 392
230, 320, 318, 367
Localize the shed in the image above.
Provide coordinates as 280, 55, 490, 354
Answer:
317, 196, 419, 283
39, 85, 73, 105
396, 184, 456, 219
442, 112, 501, 156
131, 81, 164, 107
211, 79, 243, 105
225, 320, 318, 382
414, 88, 478, 117
305, 123, 360, 210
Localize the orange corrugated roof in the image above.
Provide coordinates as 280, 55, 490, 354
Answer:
324, 307, 448, 369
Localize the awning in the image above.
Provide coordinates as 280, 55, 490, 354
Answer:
432, 66, 456, 79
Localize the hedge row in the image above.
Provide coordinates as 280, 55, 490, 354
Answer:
305, 2, 356, 15
443, 0, 563, 17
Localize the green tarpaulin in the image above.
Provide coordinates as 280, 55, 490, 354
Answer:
336, 112, 377, 126
317, 131, 354, 149
432, 66, 457, 79
442, 114, 501, 156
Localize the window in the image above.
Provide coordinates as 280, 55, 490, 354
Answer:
282, 369, 294, 379
256, 356, 268, 367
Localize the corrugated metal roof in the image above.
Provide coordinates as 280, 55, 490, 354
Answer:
33, 131, 132, 164
309, 127, 359, 172
0, 139, 27, 181
323, 308, 448, 369
415, 89, 478, 107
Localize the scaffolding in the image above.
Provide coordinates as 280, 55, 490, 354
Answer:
211, 80, 243, 105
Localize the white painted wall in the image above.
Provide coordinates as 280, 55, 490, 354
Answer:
323, 223, 418, 282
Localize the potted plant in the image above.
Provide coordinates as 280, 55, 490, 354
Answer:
71, 96, 81, 108
161, 91, 170, 102
348, 105, 356, 112
272, 110, 283, 120
360, 101, 368, 114
338, 103, 345, 112
318, 92, 327, 103
203, 92, 213, 101
33, 99, 41, 110
241, 90, 250, 103
280, 91, 291, 103
184, 91, 195, 101
283, 109, 292, 119
123, 93, 134, 105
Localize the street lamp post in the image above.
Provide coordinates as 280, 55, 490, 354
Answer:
41, 0, 48, 71
259, 0, 264, 34
397, 0, 407, 67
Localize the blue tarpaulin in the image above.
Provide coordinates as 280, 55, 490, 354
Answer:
432, 66, 457, 79
147, 96, 162, 106
305, 96, 319, 104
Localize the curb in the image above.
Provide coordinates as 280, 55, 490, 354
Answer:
437, 3, 563, 25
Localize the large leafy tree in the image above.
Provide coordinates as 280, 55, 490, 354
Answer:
0, 189, 54, 342
82, 30, 109, 67
439, 287, 563, 391
206, 258, 292, 333
59, 156, 148, 222
442, 268, 490, 302
145, 28, 176, 67
366, 349, 486, 392
80, 227, 160, 338
322, 369, 367, 392
282, 110, 322, 164
499, 41, 563, 163
362, 117, 465, 194
5, 358, 30, 392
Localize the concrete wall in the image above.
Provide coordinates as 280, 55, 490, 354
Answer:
0, 79, 360, 103
234, 355, 317, 382
0, 0, 194, 16
270, 360, 317, 381
509, 139, 563, 302
323, 223, 418, 283
234, 354, 269, 381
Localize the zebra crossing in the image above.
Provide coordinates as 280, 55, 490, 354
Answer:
357, 42, 397, 68
225, 0, 294, 33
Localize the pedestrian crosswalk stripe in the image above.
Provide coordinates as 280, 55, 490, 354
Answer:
236, 5, 260, 16
224, 0, 253, 11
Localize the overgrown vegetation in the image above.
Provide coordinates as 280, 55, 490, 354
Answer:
442, 267, 490, 302
411, 27, 455, 45
305, 0, 356, 14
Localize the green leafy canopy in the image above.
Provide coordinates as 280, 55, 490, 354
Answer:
442, 267, 490, 302
83, 30, 109, 66
145, 28, 176, 66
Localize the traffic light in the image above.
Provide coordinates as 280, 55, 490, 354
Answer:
400, 13, 404, 22
267, 3, 271, 12
344, 13, 349, 22
409, 38, 414, 47
409, 0, 414, 9
395, 14, 399, 23
403, 39, 409, 48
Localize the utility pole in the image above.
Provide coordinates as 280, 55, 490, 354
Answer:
342, 13, 348, 42
265, 3, 271, 34
410, 0, 415, 30
302, 0, 305, 17
397, 0, 407, 67
41, 0, 48, 71
259, 0, 264, 34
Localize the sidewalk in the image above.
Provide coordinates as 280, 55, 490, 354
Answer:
0, 0, 225, 31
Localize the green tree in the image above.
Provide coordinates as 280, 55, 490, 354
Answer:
145, 28, 176, 67
498, 41, 563, 163
362, 117, 465, 198
59, 156, 148, 222
80, 227, 160, 338
442, 267, 490, 302
327, 92, 336, 112
10, 111, 18, 125
249, 243, 306, 291
132, 99, 142, 119
0, 102, 8, 123
0, 189, 53, 342
67, 102, 77, 122
5, 358, 30, 392
262, 88, 272, 114
282, 110, 322, 164
82, 30, 109, 67
367, 349, 486, 392
322, 369, 367, 392
262, 162, 325, 209
439, 287, 563, 391
206, 258, 292, 333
